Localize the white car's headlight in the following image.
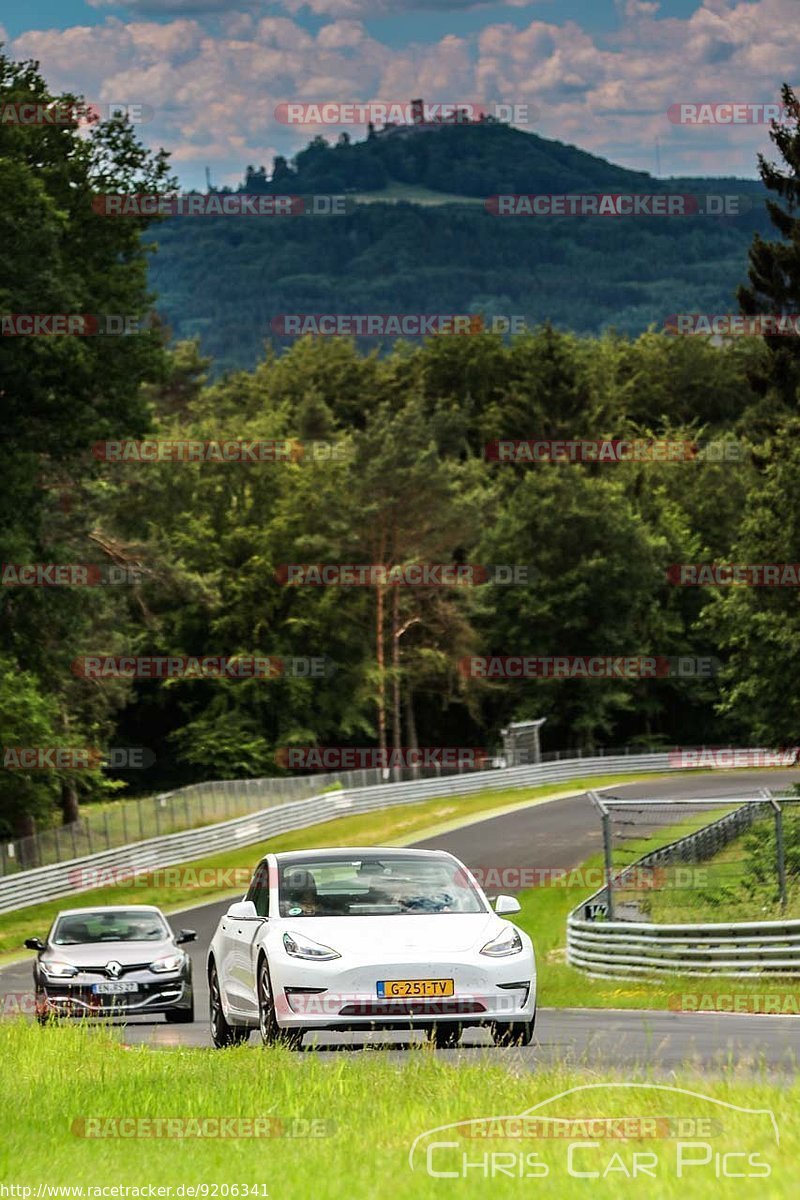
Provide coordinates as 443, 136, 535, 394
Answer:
150, 953, 184, 973
480, 927, 523, 957
43, 960, 78, 978
283, 931, 340, 961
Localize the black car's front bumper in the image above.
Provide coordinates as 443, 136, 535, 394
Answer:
35, 972, 193, 1018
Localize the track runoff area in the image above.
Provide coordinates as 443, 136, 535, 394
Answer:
3, 770, 800, 1069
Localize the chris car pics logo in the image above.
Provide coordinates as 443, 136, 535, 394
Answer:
408, 1084, 779, 1180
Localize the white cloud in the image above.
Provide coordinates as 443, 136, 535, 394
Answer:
11, 0, 800, 188
87, 0, 547, 13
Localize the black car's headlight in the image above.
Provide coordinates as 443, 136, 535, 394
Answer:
149, 953, 185, 973
42, 960, 79, 978
480, 927, 524, 957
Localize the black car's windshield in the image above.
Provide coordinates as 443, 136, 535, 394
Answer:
52, 911, 169, 944
277, 856, 486, 917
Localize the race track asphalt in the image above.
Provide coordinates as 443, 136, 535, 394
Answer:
4, 770, 800, 1072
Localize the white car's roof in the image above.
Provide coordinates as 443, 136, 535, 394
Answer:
54, 905, 165, 916
272, 847, 458, 863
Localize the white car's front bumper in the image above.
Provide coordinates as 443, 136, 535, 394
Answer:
270, 951, 536, 1029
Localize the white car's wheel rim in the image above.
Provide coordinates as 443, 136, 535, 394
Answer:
258, 965, 272, 1042
210, 971, 223, 1038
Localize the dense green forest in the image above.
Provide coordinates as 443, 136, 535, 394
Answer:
147, 119, 771, 373
3, 53, 800, 839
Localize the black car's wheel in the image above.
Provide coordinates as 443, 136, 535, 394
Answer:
490, 1015, 535, 1047
209, 963, 249, 1048
257, 958, 303, 1049
428, 1022, 462, 1048
165, 997, 195, 1024
35, 993, 54, 1026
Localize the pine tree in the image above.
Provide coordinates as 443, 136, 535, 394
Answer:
738, 83, 800, 409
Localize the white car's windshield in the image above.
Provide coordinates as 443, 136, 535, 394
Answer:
52, 911, 169, 944
277, 856, 486, 916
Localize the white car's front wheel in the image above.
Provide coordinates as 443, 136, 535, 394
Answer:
209, 963, 249, 1048
490, 1016, 535, 1047
257, 957, 303, 1050
427, 1022, 462, 1048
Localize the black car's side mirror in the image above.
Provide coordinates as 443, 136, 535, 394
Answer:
176, 930, 197, 945
24, 937, 46, 951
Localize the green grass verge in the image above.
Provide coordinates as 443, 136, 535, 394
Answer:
9, 771, 794, 1014
514, 806, 800, 1011
645, 815, 800, 924
0, 1022, 794, 1198
0, 773, 653, 960
350, 181, 484, 205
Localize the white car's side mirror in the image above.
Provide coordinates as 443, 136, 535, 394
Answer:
226, 900, 259, 919
494, 894, 521, 915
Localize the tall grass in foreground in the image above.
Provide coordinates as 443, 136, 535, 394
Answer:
0, 1022, 796, 1198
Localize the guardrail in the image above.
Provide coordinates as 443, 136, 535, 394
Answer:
567, 916, 800, 976
0, 750, 677, 914
568, 794, 800, 978
0, 763, 488, 877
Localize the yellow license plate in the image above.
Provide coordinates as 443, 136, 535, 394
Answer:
377, 979, 454, 998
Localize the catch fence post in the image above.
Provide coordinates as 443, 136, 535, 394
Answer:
588, 790, 614, 921
763, 789, 787, 912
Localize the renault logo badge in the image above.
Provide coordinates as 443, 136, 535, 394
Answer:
106, 961, 122, 978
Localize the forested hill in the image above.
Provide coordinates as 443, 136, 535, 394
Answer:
146, 121, 770, 374
239, 121, 658, 197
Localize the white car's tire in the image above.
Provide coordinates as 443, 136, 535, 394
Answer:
257, 957, 303, 1049
428, 1022, 462, 1048
490, 1012, 535, 1047
209, 962, 249, 1048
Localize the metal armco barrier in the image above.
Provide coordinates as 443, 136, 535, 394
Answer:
568, 793, 800, 978
567, 917, 800, 976
0, 750, 676, 914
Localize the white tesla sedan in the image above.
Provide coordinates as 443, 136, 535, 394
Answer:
207, 847, 536, 1049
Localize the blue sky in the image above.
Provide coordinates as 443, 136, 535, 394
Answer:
3, 1, 795, 189
2, 0, 705, 42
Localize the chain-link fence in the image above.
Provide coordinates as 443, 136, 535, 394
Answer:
0, 741, 765, 879
0, 759, 500, 877
587, 790, 800, 923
